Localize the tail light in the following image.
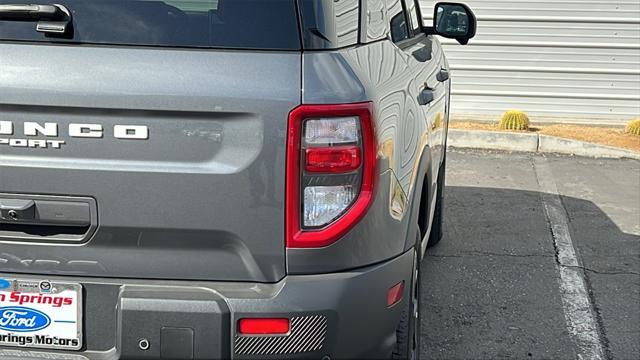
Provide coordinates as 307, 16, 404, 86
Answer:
286, 102, 377, 248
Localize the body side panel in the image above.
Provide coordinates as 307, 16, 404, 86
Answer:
290, 38, 443, 273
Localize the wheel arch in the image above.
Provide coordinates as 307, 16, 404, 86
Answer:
403, 143, 435, 256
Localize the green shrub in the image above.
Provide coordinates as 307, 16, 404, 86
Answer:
625, 118, 640, 136
499, 110, 530, 131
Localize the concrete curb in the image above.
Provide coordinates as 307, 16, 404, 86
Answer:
448, 129, 640, 160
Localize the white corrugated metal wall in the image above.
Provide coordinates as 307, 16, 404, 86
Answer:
420, 0, 640, 125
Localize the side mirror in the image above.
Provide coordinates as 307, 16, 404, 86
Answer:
433, 2, 476, 45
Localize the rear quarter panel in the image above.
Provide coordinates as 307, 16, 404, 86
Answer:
289, 39, 440, 273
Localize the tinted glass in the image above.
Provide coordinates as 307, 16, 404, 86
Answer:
0, 0, 301, 50
387, 0, 408, 43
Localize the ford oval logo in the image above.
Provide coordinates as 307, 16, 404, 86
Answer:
0, 307, 51, 332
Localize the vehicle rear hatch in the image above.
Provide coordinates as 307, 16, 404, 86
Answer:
0, 0, 301, 282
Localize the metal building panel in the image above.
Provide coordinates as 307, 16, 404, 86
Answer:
420, 0, 640, 124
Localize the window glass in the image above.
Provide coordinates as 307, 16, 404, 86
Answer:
405, 0, 421, 34
387, 0, 409, 43
0, 0, 301, 50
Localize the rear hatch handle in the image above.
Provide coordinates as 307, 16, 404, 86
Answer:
0, 199, 36, 221
0, 197, 90, 227
0, 194, 97, 243
0, 4, 72, 35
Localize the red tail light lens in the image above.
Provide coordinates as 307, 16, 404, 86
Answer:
238, 318, 290, 335
286, 102, 377, 248
305, 146, 361, 173
387, 281, 405, 307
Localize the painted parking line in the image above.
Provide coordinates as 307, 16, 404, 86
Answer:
534, 157, 605, 360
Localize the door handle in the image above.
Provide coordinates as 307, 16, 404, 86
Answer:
412, 47, 431, 63
437, 69, 449, 82
418, 87, 434, 106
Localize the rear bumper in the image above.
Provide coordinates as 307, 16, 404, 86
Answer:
0, 249, 414, 359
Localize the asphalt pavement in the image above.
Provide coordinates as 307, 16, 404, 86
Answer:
421, 150, 640, 360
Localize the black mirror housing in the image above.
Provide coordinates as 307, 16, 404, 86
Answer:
430, 2, 477, 45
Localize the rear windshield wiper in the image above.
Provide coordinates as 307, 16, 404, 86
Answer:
0, 4, 72, 35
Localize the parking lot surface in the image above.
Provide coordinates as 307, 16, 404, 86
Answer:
422, 150, 639, 359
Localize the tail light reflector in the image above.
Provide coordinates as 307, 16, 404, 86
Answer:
286, 102, 377, 248
387, 281, 405, 307
238, 318, 290, 335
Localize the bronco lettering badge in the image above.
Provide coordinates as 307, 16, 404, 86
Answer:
0, 121, 149, 150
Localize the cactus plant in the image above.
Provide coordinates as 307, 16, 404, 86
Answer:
625, 118, 640, 136
433, 112, 444, 130
499, 110, 530, 131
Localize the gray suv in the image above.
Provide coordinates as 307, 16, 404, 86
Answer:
0, 0, 475, 358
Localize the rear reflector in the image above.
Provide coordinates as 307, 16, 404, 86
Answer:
238, 318, 290, 335
387, 281, 405, 307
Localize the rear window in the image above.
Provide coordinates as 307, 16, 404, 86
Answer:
0, 0, 301, 50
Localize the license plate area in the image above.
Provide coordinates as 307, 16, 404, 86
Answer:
0, 278, 82, 350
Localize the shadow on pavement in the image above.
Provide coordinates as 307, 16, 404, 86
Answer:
421, 186, 639, 360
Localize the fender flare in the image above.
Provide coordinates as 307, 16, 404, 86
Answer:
403, 143, 435, 254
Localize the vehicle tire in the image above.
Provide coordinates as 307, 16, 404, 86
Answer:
392, 235, 421, 360
427, 154, 446, 248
